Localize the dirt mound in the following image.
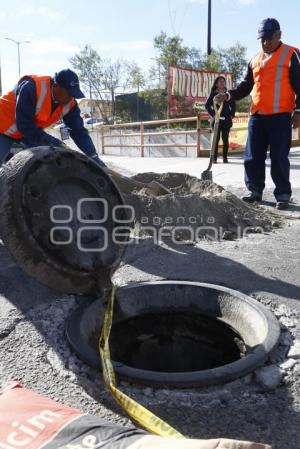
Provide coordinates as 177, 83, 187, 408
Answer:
123, 172, 275, 241
133, 172, 224, 196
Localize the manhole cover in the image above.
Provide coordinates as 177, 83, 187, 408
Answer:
66, 281, 280, 387
0, 147, 129, 294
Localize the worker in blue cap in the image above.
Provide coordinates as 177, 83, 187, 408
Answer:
215, 18, 300, 210
0, 69, 105, 167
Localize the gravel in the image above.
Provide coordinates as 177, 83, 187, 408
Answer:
0, 186, 300, 449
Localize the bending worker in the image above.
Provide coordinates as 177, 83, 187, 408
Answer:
215, 18, 300, 210
0, 69, 105, 167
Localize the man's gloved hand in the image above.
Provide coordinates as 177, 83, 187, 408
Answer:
58, 142, 68, 148
50, 141, 68, 150
49, 135, 67, 147
292, 112, 300, 128
214, 92, 229, 104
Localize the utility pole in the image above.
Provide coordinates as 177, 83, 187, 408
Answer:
207, 0, 212, 55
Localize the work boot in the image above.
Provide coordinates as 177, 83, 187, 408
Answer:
242, 192, 262, 203
276, 200, 289, 210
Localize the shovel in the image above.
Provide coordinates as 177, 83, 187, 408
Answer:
201, 99, 224, 181
61, 144, 171, 196
104, 167, 171, 196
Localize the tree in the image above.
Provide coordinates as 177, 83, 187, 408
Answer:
235, 96, 252, 113
69, 45, 106, 119
200, 49, 225, 72
125, 61, 146, 91
70, 45, 130, 122
101, 59, 124, 119
153, 32, 190, 72
139, 88, 168, 120
123, 62, 147, 121
223, 42, 248, 85
151, 31, 202, 86
187, 47, 203, 70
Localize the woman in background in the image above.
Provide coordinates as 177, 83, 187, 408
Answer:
205, 76, 236, 163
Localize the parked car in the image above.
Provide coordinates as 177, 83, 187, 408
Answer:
84, 118, 105, 128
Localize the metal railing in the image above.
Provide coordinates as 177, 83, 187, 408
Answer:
96, 113, 300, 157
49, 114, 300, 158
98, 114, 210, 157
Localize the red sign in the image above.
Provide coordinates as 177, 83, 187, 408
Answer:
168, 65, 233, 117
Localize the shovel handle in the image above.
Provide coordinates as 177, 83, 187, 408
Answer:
213, 98, 224, 122
204, 100, 224, 174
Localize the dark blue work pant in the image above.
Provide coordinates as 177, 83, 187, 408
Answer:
0, 134, 16, 165
244, 113, 292, 201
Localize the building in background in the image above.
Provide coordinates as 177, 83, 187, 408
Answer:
77, 98, 112, 122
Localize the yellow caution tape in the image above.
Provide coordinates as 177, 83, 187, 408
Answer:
99, 285, 184, 438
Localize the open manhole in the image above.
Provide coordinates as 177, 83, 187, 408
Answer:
109, 312, 245, 372
66, 281, 280, 387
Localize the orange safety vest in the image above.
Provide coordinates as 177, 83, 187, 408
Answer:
0, 75, 75, 139
250, 43, 296, 115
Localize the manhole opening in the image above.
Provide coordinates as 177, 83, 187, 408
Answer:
102, 312, 246, 372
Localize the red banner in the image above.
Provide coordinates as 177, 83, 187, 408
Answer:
168, 65, 233, 117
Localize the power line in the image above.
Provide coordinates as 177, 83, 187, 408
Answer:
168, 0, 176, 35
178, 2, 190, 35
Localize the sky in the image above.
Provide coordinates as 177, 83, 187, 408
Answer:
0, 0, 299, 93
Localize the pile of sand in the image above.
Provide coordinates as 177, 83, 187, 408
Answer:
122, 172, 275, 241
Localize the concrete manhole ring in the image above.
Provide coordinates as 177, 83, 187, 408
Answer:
66, 281, 281, 387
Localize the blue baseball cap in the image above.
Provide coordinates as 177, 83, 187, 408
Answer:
257, 18, 280, 39
54, 69, 85, 98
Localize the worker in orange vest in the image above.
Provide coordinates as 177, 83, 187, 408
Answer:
216, 18, 300, 210
0, 69, 105, 167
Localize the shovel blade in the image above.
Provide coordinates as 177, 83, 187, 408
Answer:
148, 180, 171, 196
201, 170, 213, 181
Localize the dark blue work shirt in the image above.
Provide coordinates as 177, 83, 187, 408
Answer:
15, 78, 97, 158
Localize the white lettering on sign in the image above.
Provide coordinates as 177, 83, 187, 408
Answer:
169, 66, 233, 99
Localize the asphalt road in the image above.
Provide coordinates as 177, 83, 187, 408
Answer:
0, 153, 300, 449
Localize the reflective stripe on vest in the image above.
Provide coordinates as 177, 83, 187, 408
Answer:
3, 79, 48, 137
1, 76, 75, 138
35, 80, 47, 114
273, 44, 290, 113
250, 44, 295, 115
62, 102, 72, 117
4, 124, 18, 137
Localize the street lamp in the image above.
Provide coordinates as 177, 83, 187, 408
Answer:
4, 37, 30, 77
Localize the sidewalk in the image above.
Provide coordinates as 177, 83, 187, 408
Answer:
101, 147, 300, 192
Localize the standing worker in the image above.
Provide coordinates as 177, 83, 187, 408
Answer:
0, 69, 105, 167
205, 76, 236, 163
215, 18, 300, 209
